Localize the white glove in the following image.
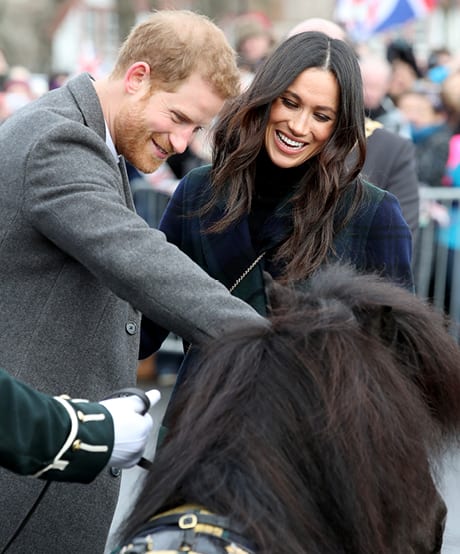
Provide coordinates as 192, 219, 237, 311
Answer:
100, 389, 161, 469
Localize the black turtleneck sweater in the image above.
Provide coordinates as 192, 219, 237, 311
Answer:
248, 147, 308, 252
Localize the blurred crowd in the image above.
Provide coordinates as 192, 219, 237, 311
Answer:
4, 15, 459, 193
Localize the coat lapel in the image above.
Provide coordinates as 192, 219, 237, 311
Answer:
67, 74, 136, 212
67, 73, 106, 140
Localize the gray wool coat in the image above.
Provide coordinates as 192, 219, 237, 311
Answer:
0, 74, 264, 553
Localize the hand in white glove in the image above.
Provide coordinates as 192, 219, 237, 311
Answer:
100, 389, 161, 469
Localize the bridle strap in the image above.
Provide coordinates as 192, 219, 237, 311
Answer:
119, 505, 256, 554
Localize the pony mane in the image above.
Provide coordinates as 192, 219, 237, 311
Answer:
118, 264, 460, 553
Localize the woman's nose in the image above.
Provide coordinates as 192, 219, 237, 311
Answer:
288, 112, 311, 137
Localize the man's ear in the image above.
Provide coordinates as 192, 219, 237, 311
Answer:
124, 62, 150, 94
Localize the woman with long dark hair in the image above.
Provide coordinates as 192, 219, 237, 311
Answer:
140, 31, 412, 358
116, 265, 460, 553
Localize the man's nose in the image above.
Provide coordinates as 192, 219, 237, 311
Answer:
170, 127, 195, 155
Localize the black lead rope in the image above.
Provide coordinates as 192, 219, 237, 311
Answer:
1, 481, 51, 553
1, 387, 153, 552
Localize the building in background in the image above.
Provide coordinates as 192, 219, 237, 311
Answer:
0, 0, 458, 83
0, 0, 339, 76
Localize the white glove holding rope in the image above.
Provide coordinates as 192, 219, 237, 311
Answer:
100, 389, 161, 468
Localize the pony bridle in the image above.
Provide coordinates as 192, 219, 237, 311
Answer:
117, 504, 256, 554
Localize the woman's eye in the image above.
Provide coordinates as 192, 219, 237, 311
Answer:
315, 113, 332, 122
281, 97, 298, 109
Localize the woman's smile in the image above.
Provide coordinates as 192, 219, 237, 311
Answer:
275, 130, 308, 150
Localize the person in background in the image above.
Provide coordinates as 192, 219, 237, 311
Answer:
426, 47, 453, 85
440, 69, 460, 187
0, 10, 267, 554
428, 70, 460, 313
386, 38, 424, 104
396, 84, 452, 188
358, 54, 411, 138
441, 69, 460, 136
0, 65, 34, 121
234, 17, 275, 74
0, 367, 159, 482
287, 17, 420, 242
362, 117, 420, 244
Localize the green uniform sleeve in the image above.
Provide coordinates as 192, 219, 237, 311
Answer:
0, 368, 114, 483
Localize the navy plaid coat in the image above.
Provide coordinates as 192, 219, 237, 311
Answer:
141, 164, 413, 358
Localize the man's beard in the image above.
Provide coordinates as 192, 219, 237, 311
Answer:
114, 102, 164, 174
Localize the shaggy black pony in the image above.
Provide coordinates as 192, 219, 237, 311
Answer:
114, 265, 460, 554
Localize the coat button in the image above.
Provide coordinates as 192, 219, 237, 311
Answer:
110, 467, 122, 478
125, 322, 137, 335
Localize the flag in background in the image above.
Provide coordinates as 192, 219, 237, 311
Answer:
334, 0, 436, 41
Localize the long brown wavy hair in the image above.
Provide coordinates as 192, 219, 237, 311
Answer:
117, 265, 460, 553
202, 32, 367, 282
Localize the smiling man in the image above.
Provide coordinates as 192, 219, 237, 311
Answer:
0, 9, 267, 554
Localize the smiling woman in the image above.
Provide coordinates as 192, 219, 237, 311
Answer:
264, 67, 338, 168
139, 30, 414, 424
